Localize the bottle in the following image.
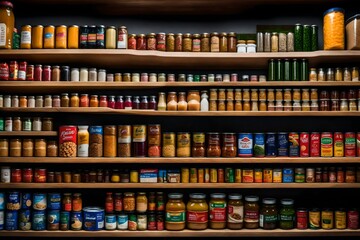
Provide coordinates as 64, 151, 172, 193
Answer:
200, 90, 209, 111
77, 126, 89, 157
157, 92, 166, 111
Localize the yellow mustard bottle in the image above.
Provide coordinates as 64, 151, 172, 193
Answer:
31, 25, 44, 49
68, 25, 79, 49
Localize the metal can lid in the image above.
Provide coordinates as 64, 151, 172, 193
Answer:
323, 7, 345, 16
228, 194, 242, 200
263, 198, 276, 205
189, 193, 206, 199
210, 193, 226, 199
245, 195, 259, 202
168, 193, 183, 199
281, 199, 294, 205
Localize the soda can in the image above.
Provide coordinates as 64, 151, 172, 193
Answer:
296, 208, 308, 229
283, 168, 294, 183
347, 209, 359, 229
289, 132, 300, 157
309, 208, 321, 229
238, 133, 253, 157
265, 133, 276, 156
335, 209, 346, 229
345, 132, 356, 157
234, 169, 242, 183
277, 132, 289, 156
310, 132, 320, 157
273, 169, 282, 183
253, 133, 265, 157
299, 132, 309, 157
19, 209, 31, 230
334, 132, 344, 157
225, 168, 234, 183
254, 169, 263, 183
263, 168, 273, 183
60, 211, 70, 231
21, 193, 32, 210
32, 210, 46, 231
6, 210, 18, 230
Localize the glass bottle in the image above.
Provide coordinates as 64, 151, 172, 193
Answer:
157, 92, 166, 111
167, 92, 178, 111
177, 92, 188, 111
279, 199, 295, 229
148, 96, 157, 110
200, 91, 209, 111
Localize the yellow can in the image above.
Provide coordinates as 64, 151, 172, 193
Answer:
210, 168, 217, 183
198, 168, 204, 183
130, 170, 139, 183
273, 169, 282, 183
20, 25, 31, 49
335, 209, 346, 229
43, 25, 55, 49
31, 25, 44, 49
68, 25, 79, 49
190, 168, 197, 183
235, 168, 242, 183
55, 25, 67, 49
242, 169, 254, 183
321, 209, 334, 229
181, 168, 189, 183
254, 169, 263, 183
204, 168, 210, 183
309, 208, 321, 229
263, 168, 273, 183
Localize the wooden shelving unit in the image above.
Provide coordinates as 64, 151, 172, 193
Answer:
0, 131, 57, 137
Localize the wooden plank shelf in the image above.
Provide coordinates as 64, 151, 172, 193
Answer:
1, 183, 359, 189
1, 50, 360, 70
0, 131, 57, 137
0, 229, 359, 237
0, 157, 358, 164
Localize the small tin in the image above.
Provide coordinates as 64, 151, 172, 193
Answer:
21, 193, 32, 210
60, 211, 70, 231
19, 209, 31, 230
283, 168, 294, 183
265, 133, 276, 156
33, 193, 47, 210
71, 211, 83, 231
47, 210, 60, 230
277, 132, 289, 156
254, 169, 263, 183
296, 208, 308, 229
105, 214, 117, 230
6, 210, 18, 230
7, 192, 20, 211
263, 168, 273, 183
273, 168, 282, 183
32, 210, 46, 231
309, 208, 321, 229
321, 209, 334, 229
47, 193, 61, 210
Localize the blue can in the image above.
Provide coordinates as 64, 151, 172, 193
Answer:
83, 207, 105, 231
158, 170, 167, 183
7, 192, 20, 211
283, 168, 294, 183
21, 193, 32, 210
32, 210, 46, 231
60, 211, 70, 231
0, 210, 4, 230
253, 133, 265, 157
277, 132, 289, 156
265, 133, 277, 156
6, 210, 18, 230
0, 192, 4, 210
105, 214, 117, 230
238, 133, 253, 157
89, 126, 103, 135
71, 211, 83, 231
117, 214, 128, 230
47, 193, 61, 210
19, 209, 31, 230
33, 193, 47, 210
47, 210, 60, 230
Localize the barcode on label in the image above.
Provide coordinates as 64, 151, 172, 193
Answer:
0, 23, 6, 46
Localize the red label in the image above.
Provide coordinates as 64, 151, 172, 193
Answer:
296, 211, 308, 229
23, 168, 33, 183
244, 210, 259, 222
26, 66, 34, 81
156, 221, 164, 231
210, 208, 226, 222
345, 132, 356, 157
147, 221, 157, 230
310, 132, 320, 157
300, 132, 309, 157
80, 35, 87, 42
128, 38, 136, 49
187, 211, 208, 223
114, 199, 123, 212
0, 62, 9, 80
9, 61, 18, 80
96, 34, 104, 41
64, 203, 72, 211
11, 169, 22, 183
357, 133, 360, 157
105, 202, 114, 213
59, 126, 77, 145
348, 211, 359, 229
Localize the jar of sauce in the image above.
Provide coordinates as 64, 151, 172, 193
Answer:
222, 133, 237, 157
166, 193, 185, 231
260, 198, 278, 230
244, 196, 260, 229
192, 132, 205, 157
136, 192, 148, 213
209, 193, 226, 229
279, 199, 295, 229
187, 90, 200, 111
167, 92, 178, 111
227, 194, 244, 229
207, 133, 221, 157
123, 192, 135, 212
187, 193, 208, 230
133, 125, 146, 157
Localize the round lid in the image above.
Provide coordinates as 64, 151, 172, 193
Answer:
245, 195, 259, 202
0, 1, 13, 8
168, 193, 183, 199
346, 14, 360, 25
324, 7, 344, 16
210, 193, 226, 199
228, 194, 242, 200
263, 198, 276, 205
281, 199, 294, 205
190, 193, 206, 199
78, 125, 89, 129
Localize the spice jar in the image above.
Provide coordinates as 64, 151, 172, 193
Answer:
227, 194, 244, 229
165, 193, 185, 231
207, 133, 221, 157
192, 132, 205, 157
244, 196, 259, 229
187, 193, 208, 230
260, 198, 278, 230
209, 193, 227, 229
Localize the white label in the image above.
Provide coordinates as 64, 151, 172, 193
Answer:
228, 205, 244, 223
1, 168, 10, 183
78, 144, 89, 157
98, 220, 104, 229
259, 214, 264, 227
21, 31, 31, 44
117, 33, 127, 49
0, 23, 6, 46
18, 70, 26, 80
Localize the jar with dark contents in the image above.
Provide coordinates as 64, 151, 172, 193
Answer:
222, 133, 237, 157
244, 196, 260, 229
192, 132, 205, 157
175, 33, 183, 52
137, 34, 146, 50
260, 198, 278, 230
227, 32, 237, 52
133, 125, 146, 157
201, 33, 210, 52
227, 194, 244, 229
219, 32, 228, 52
206, 132, 221, 157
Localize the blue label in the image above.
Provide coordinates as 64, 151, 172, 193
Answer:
0, 193, 4, 210
19, 209, 31, 230
47, 193, 61, 210
48, 210, 60, 224
83, 208, 104, 231
71, 211, 83, 230
21, 193, 32, 210
277, 133, 289, 156
238, 133, 253, 156
33, 193, 47, 210
32, 210, 46, 231
283, 168, 294, 183
6, 210, 18, 230
117, 215, 128, 224
105, 215, 116, 223
89, 126, 103, 135
266, 133, 276, 156
44, 33, 53, 39
7, 192, 20, 204
254, 133, 265, 157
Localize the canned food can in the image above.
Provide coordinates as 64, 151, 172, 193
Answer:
22, 168, 33, 183
190, 168, 197, 183
357, 133, 360, 157
277, 132, 289, 156
7, 192, 20, 211
147, 212, 156, 230
283, 168, 294, 183
334, 132, 344, 157
335, 209, 346, 229
310, 132, 320, 157
128, 213, 137, 231
47, 193, 61, 210
71, 211, 83, 231
105, 214, 117, 230
156, 213, 164, 230
225, 168, 234, 183
117, 214, 128, 230
204, 168, 210, 183
347, 209, 359, 229
60, 211, 70, 230
59, 125, 78, 157
309, 208, 321, 229
19, 209, 31, 230
34, 168, 47, 183
235, 169, 242, 183
263, 168, 273, 183
295, 168, 305, 183
345, 132, 356, 157
0, 193, 4, 210
242, 169, 254, 183
6, 210, 18, 230
11, 168, 21, 183
289, 132, 300, 157
306, 168, 315, 183
83, 207, 104, 231
32, 210, 46, 231
218, 169, 224, 183
265, 133, 276, 156
321, 132, 333, 157
33, 193, 47, 210
296, 208, 308, 229
273, 169, 282, 183
238, 133, 253, 157
137, 213, 147, 230
321, 209, 334, 229
210, 168, 217, 183
20, 193, 31, 210
181, 168, 189, 183
253, 133, 265, 157
254, 169, 263, 183
47, 210, 60, 230
1, 166, 10, 183
0, 210, 4, 230
299, 132, 309, 157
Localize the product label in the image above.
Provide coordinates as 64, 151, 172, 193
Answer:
87, 33, 96, 43
0, 24, 6, 46
117, 33, 127, 49
187, 211, 208, 223
166, 211, 185, 223
244, 210, 259, 223
193, 133, 205, 144
280, 214, 294, 222
345, 134, 356, 157
321, 136, 333, 157
310, 133, 320, 157
21, 31, 31, 44
227, 205, 243, 223
238, 134, 253, 156
18, 70, 26, 80
59, 126, 77, 144
210, 202, 226, 222
300, 133, 309, 157
192, 39, 200, 51
133, 125, 146, 142
260, 214, 277, 227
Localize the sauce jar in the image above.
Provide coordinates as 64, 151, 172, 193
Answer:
187, 193, 208, 230
210, 32, 220, 52
222, 133, 237, 157
182, 33, 192, 52
244, 196, 260, 229
279, 199, 295, 229
227, 194, 244, 229
123, 192, 135, 212
260, 198, 278, 230
207, 133, 221, 157
209, 193, 227, 229
165, 193, 185, 231
187, 90, 200, 111
192, 132, 205, 157
10, 139, 21, 157
201, 33, 210, 52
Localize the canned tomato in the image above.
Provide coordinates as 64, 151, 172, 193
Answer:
277, 132, 289, 156
238, 133, 253, 157
60, 211, 70, 230
48, 210, 60, 230
335, 209, 346, 229
7, 192, 20, 210
299, 132, 309, 157
47, 193, 61, 210
21, 193, 32, 210
22, 168, 33, 183
321, 209, 334, 229
289, 132, 300, 157
310, 132, 320, 157
265, 132, 276, 156
59, 125, 77, 157
283, 168, 294, 183
345, 132, 356, 157
117, 214, 128, 230
32, 210, 46, 231
19, 209, 31, 230
321, 132, 333, 157
309, 208, 321, 229
254, 169, 262, 183
11, 168, 22, 183
334, 132, 344, 157
253, 133, 265, 157
347, 209, 359, 229
263, 168, 273, 183
273, 169, 282, 183
71, 211, 83, 231
6, 210, 18, 230
34, 168, 47, 183
242, 169, 254, 183
296, 208, 308, 229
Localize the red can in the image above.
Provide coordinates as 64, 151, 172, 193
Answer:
34, 64, 43, 81
11, 169, 22, 183
26, 64, 34, 81
22, 168, 33, 183
310, 132, 320, 157
9, 61, 18, 80
18, 61, 27, 80
218, 169, 224, 183
0, 62, 9, 80
42, 65, 51, 81
357, 133, 360, 157
345, 132, 356, 157
348, 209, 359, 229
34, 168, 47, 183
296, 208, 308, 229
300, 132, 309, 157
59, 125, 78, 157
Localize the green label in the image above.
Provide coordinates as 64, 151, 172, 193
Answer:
166, 211, 185, 222
264, 215, 278, 223
280, 214, 294, 221
210, 203, 226, 209
345, 137, 355, 144
321, 138, 332, 144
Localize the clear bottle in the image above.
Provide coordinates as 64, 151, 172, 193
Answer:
200, 91, 209, 111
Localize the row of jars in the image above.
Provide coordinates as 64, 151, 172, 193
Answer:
309, 67, 360, 82
0, 117, 54, 132
0, 138, 57, 157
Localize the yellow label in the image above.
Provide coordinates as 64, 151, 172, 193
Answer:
177, 133, 190, 147
133, 125, 146, 142
334, 141, 344, 157
163, 133, 175, 146
321, 211, 334, 229
193, 133, 205, 144
78, 132, 89, 145
335, 211, 346, 229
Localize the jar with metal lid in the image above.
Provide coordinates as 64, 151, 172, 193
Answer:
61, 93, 69, 107
123, 192, 135, 213
228, 32, 237, 52
279, 199, 295, 229
192, 34, 201, 52
166, 193, 185, 231
222, 133, 237, 157
174, 33, 182, 51
136, 192, 148, 213
242, 89, 250, 101
207, 133, 221, 157
177, 132, 191, 157
162, 132, 175, 157
219, 32, 228, 52
105, 26, 116, 49
166, 33, 175, 51
244, 196, 260, 229
187, 193, 208, 230
209, 193, 226, 229
324, 8, 345, 50
10, 139, 22, 157
11, 95, 19, 107
251, 89, 258, 101
22, 118, 32, 131
227, 194, 244, 229
187, 90, 200, 111
182, 33, 192, 52
211, 32, 220, 52
103, 125, 116, 157
271, 32, 279, 52
22, 139, 34, 157
0, 139, 9, 157
192, 132, 205, 157
46, 140, 58, 157
19, 96, 27, 108
32, 117, 42, 131
28, 96, 35, 108
52, 95, 60, 107
42, 118, 53, 131
34, 139, 46, 157
12, 117, 21, 131
260, 198, 278, 230
201, 33, 210, 52
146, 33, 156, 50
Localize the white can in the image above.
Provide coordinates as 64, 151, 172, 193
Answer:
117, 214, 128, 230
77, 126, 89, 157
105, 214, 117, 230
1, 167, 10, 183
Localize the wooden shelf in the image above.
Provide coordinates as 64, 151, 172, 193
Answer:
1, 81, 360, 94
1, 183, 359, 189
0, 157, 358, 164
1, 108, 360, 116
0, 131, 57, 137
1, 50, 360, 70
0, 229, 359, 237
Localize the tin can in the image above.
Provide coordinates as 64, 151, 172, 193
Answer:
59, 125, 77, 157
235, 169, 242, 183
71, 211, 83, 231
0, 62, 9, 81
205, 168, 210, 183
321, 132, 333, 157
47, 193, 61, 210
96, 25, 105, 49
198, 168, 204, 183
296, 208, 308, 229
225, 168, 234, 183
238, 133, 253, 157
60, 211, 70, 230
47, 210, 60, 230
254, 169, 263, 183
190, 168, 197, 183
128, 213, 137, 231
117, 214, 128, 230
0, 193, 4, 210
263, 168, 273, 183
295, 168, 305, 183
265, 133, 277, 156
156, 213, 164, 230
6, 210, 18, 230
80, 25, 88, 48
21, 193, 32, 209
83, 207, 104, 231
105, 214, 117, 230
335, 209, 346, 229
347, 209, 359, 229
283, 168, 294, 183
210, 168, 217, 183
253, 133, 265, 157
9, 60, 18, 80
218, 169, 224, 183
22, 168, 33, 183
34, 168, 47, 183
277, 132, 289, 156
242, 169, 254, 183
7, 192, 20, 210
273, 168, 282, 183
0, 210, 3, 230
147, 212, 157, 230
19, 209, 31, 230
334, 132, 344, 157
357, 133, 360, 157
32, 210, 46, 231
18, 61, 27, 80
1, 166, 10, 183
179, 168, 189, 183
345, 132, 356, 157
310, 132, 320, 157
321, 209, 334, 229
306, 168, 315, 183
299, 132, 309, 157
309, 208, 321, 229
33, 193, 47, 210
289, 132, 300, 157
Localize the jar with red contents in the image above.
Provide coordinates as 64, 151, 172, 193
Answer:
320, 100, 330, 111
11, 169, 22, 183
148, 124, 161, 157
207, 132, 221, 157
132, 96, 140, 109
22, 168, 33, 183
222, 133, 237, 157
42, 65, 52, 81
124, 96, 132, 110
128, 34, 137, 49
108, 95, 116, 109
114, 193, 123, 212
116, 96, 124, 109
0, 62, 9, 80
99, 95, 108, 107
137, 34, 146, 50
19, 61, 27, 80
34, 168, 47, 183
34, 65, 43, 81
331, 100, 340, 111
149, 96, 157, 110
147, 33, 156, 50
140, 96, 148, 109
156, 33, 166, 51
9, 61, 18, 80
80, 94, 89, 107
133, 125, 147, 157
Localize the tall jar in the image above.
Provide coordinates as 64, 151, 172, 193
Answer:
260, 198, 278, 230
244, 196, 260, 229
167, 92, 178, 111
227, 194, 244, 229
176, 132, 191, 157
89, 126, 103, 157
166, 193, 185, 231
222, 133, 237, 157
207, 133, 221, 157
192, 132, 205, 157
279, 199, 295, 229
34, 139, 46, 157
182, 33, 192, 52
10, 139, 21, 157
118, 125, 131, 157
219, 32, 228, 52
178, 92, 188, 111
323, 8, 345, 50
210, 32, 220, 52
209, 193, 227, 229
133, 125, 146, 157
162, 132, 175, 157
0, 139, 9, 157
187, 90, 200, 111
0, 1, 15, 49
22, 139, 34, 157
187, 193, 208, 230
228, 32, 237, 52
201, 33, 210, 52
148, 124, 161, 157
104, 125, 117, 157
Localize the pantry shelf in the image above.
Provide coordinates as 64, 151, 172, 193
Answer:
1, 81, 360, 94
0, 131, 57, 137
0, 229, 359, 237
1, 50, 359, 70
1, 183, 359, 189
0, 157, 359, 164
1, 108, 360, 117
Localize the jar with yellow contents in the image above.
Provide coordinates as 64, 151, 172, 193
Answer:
176, 132, 190, 157
166, 193, 186, 231
162, 132, 176, 157
187, 193, 208, 230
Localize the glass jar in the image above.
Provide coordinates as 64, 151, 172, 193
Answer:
260, 198, 278, 230
222, 133, 237, 157
191, 132, 205, 157
32, 117, 42, 131
323, 8, 345, 50
209, 193, 227, 229
61, 93, 69, 107
146, 33, 156, 50
279, 199, 295, 229
166, 33, 175, 51
0, 139, 9, 157
22, 139, 34, 157
162, 132, 176, 157
227, 194, 244, 229
207, 133, 221, 157
177, 92, 188, 111
123, 192, 135, 213
147, 124, 161, 157
271, 32, 279, 52
219, 32, 228, 52
72, 193, 82, 211
201, 33, 210, 52
244, 196, 260, 229
157, 92, 166, 111
167, 92, 178, 111
90, 95, 99, 107
293, 89, 301, 101
10, 139, 21, 157
243, 89, 250, 101
136, 192, 148, 213
182, 33, 192, 52
166, 193, 185, 231
228, 32, 237, 52
192, 34, 201, 52
62, 193, 72, 211
177, 132, 191, 157
187, 90, 200, 111
210, 32, 220, 52
35, 139, 46, 157
46, 140, 58, 157
132, 125, 146, 157
187, 193, 208, 230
